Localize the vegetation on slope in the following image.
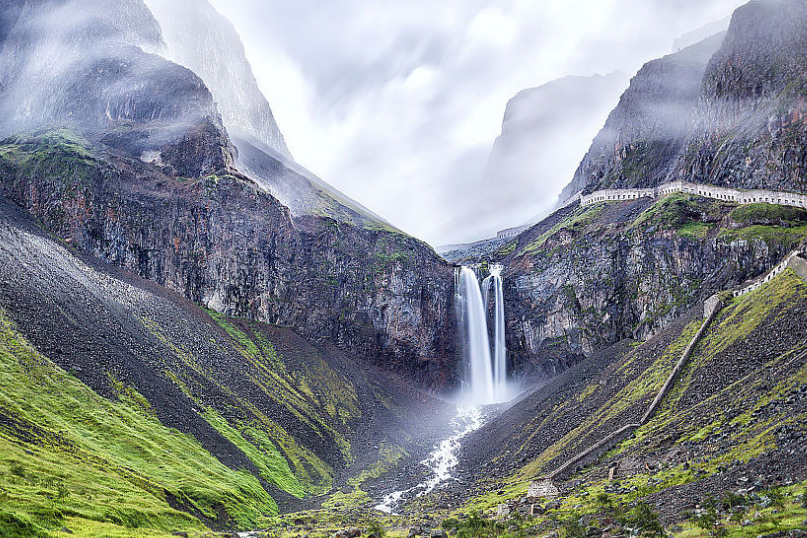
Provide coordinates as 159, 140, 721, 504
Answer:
0, 308, 276, 537
427, 268, 807, 538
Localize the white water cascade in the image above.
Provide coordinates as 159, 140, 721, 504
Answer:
372, 266, 511, 514
484, 264, 507, 393
457, 265, 509, 405
457, 267, 496, 404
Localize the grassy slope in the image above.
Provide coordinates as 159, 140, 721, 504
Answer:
0, 308, 274, 537
511, 194, 807, 260
450, 268, 807, 537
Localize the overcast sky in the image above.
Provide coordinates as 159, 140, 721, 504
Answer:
208, 0, 747, 246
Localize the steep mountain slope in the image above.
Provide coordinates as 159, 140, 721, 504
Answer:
144, 0, 290, 159
563, 0, 807, 202
0, 0, 233, 179
0, 130, 456, 384
455, 267, 807, 535
484, 72, 629, 223
561, 34, 725, 201
0, 0, 458, 384
0, 195, 448, 536
671, 0, 807, 192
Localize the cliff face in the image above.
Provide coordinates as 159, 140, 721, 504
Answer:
564, 0, 807, 201
0, 0, 234, 178
495, 196, 807, 376
144, 0, 291, 159
0, 131, 456, 383
0, 0, 458, 385
671, 0, 807, 192
562, 34, 725, 201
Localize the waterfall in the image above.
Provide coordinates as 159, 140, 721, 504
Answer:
457, 267, 495, 404
457, 265, 508, 405
489, 264, 507, 392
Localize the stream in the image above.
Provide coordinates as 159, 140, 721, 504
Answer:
374, 406, 485, 514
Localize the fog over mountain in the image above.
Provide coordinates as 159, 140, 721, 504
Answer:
467, 72, 630, 242
209, 0, 748, 245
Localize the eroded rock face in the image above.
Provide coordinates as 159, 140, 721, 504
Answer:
0, 135, 457, 385
499, 200, 799, 376
0, 0, 459, 385
671, 0, 807, 192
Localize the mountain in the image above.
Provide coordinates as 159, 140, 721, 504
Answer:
144, 0, 391, 228
0, 193, 450, 531
672, 17, 731, 52
561, 33, 726, 202
144, 0, 291, 159
3, 0, 807, 536
0, 0, 232, 179
564, 0, 807, 202
483, 72, 629, 235
0, 0, 457, 383
671, 0, 807, 193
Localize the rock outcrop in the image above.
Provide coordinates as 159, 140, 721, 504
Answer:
496, 196, 807, 376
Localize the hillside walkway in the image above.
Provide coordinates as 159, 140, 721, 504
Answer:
580, 180, 807, 209
537, 246, 807, 485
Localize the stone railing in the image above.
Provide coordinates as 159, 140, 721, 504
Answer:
532, 247, 807, 488
732, 249, 807, 298
580, 181, 807, 209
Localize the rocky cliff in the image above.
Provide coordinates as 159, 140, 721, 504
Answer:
492, 195, 807, 377
561, 34, 725, 201
144, 0, 291, 159
564, 0, 807, 202
671, 0, 807, 192
0, 0, 458, 385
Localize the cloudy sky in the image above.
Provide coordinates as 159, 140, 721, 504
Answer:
208, 0, 747, 246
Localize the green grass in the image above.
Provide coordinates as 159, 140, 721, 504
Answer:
519, 203, 611, 256
0, 308, 279, 537
729, 202, 807, 224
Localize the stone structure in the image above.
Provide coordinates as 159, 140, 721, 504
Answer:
527, 478, 560, 499
580, 180, 807, 208
732, 250, 807, 298
537, 245, 807, 484
497, 226, 530, 240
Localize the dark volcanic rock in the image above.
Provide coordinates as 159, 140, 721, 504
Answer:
497, 197, 801, 375
0, 133, 456, 384
0, 0, 459, 385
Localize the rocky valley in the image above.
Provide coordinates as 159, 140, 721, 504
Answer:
0, 0, 806, 538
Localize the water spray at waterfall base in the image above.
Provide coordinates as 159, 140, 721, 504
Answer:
456, 265, 515, 405
373, 264, 516, 514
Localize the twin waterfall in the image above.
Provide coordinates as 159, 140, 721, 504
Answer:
457, 264, 509, 405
